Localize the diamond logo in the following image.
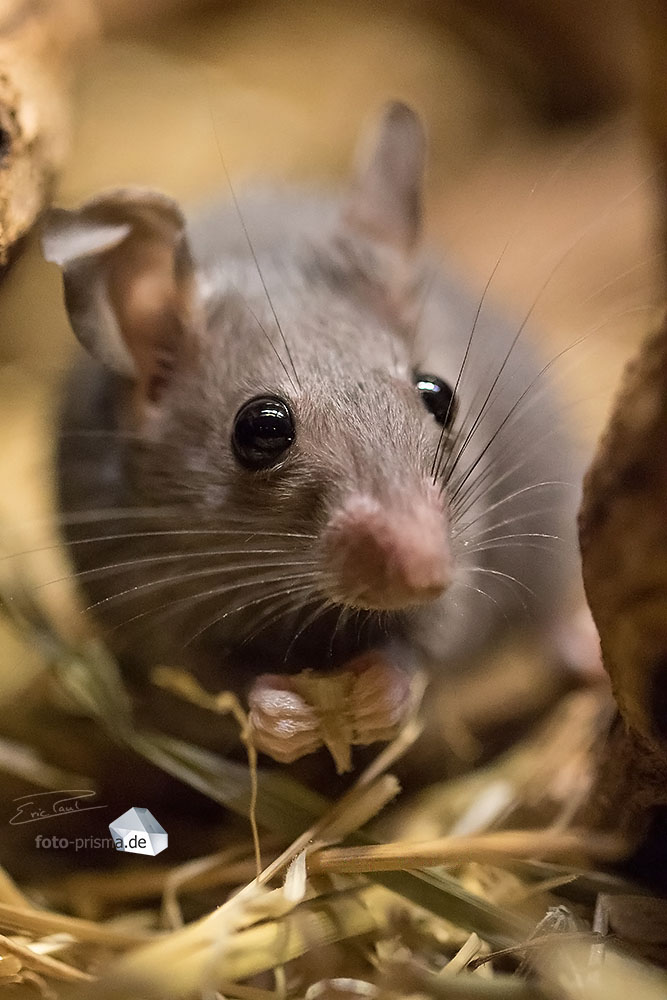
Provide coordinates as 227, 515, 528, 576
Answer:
109, 807, 168, 856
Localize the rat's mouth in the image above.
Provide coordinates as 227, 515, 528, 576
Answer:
147, 592, 423, 773
224, 597, 410, 675
148, 598, 423, 773
218, 603, 422, 773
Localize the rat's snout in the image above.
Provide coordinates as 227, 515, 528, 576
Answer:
321, 492, 452, 611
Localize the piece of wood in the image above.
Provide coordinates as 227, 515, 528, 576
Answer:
426, 0, 636, 120
579, 316, 667, 751
578, 313, 667, 831
0, 0, 97, 264
576, 1, 667, 847
638, 0, 667, 288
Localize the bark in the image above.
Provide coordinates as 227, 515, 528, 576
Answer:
0, 0, 97, 263
576, 1, 667, 845
579, 314, 667, 829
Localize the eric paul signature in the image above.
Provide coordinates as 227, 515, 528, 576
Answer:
9, 790, 107, 826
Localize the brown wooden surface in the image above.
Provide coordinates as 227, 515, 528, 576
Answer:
0, 0, 96, 264
578, 0, 667, 840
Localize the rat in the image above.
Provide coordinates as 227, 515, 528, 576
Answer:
42, 102, 586, 766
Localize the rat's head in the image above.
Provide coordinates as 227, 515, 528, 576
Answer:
44, 103, 466, 662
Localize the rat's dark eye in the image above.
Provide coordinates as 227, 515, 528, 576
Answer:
414, 372, 457, 429
232, 396, 295, 470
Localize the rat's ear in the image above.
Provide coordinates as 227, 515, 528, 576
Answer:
42, 188, 202, 404
344, 101, 426, 253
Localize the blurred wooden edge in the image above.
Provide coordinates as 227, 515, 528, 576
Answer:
639, 0, 667, 279
577, 0, 667, 837
579, 312, 667, 827
426, 0, 637, 121
95, 0, 637, 122
94, 0, 207, 34
0, 0, 98, 265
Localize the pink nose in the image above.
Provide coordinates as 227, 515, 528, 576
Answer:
322, 494, 452, 610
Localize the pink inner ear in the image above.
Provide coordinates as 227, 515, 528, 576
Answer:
145, 347, 177, 403
107, 237, 188, 403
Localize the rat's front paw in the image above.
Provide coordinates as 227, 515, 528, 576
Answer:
248, 653, 415, 774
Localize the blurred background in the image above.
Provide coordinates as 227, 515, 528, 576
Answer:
0, 0, 663, 860
0, 0, 660, 379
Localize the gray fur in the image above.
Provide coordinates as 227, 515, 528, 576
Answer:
51, 105, 582, 712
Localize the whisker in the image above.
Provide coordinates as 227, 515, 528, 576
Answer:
448, 426, 571, 524
459, 534, 561, 559
455, 505, 564, 543
328, 604, 353, 660
1, 529, 318, 565
439, 169, 658, 488
86, 561, 319, 615
572, 250, 664, 312
447, 362, 608, 516
447, 406, 576, 520
60, 429, 146, 442
446, 303, 653, 511
181, 580, 316, 650
18, 503, 317, 533
452, 579, 506, 619
465, 565, 535, 593
465, 566, 534, 612
109, 571, 319, 636
239, 587, 319, 648
282, 596, 337, 665
461, 529, 560, 546
35, 550, 318, 592
432, 122, 621, 484
461, 540, 559, 557
355, 608, 371, 645
445, 306, 646, 504
23, 506, 182, 529
206, 90, 300, 392
452, 482, 570, 538
430, 255, 503, 480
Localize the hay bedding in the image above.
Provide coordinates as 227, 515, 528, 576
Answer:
0, 569, 662, 1000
